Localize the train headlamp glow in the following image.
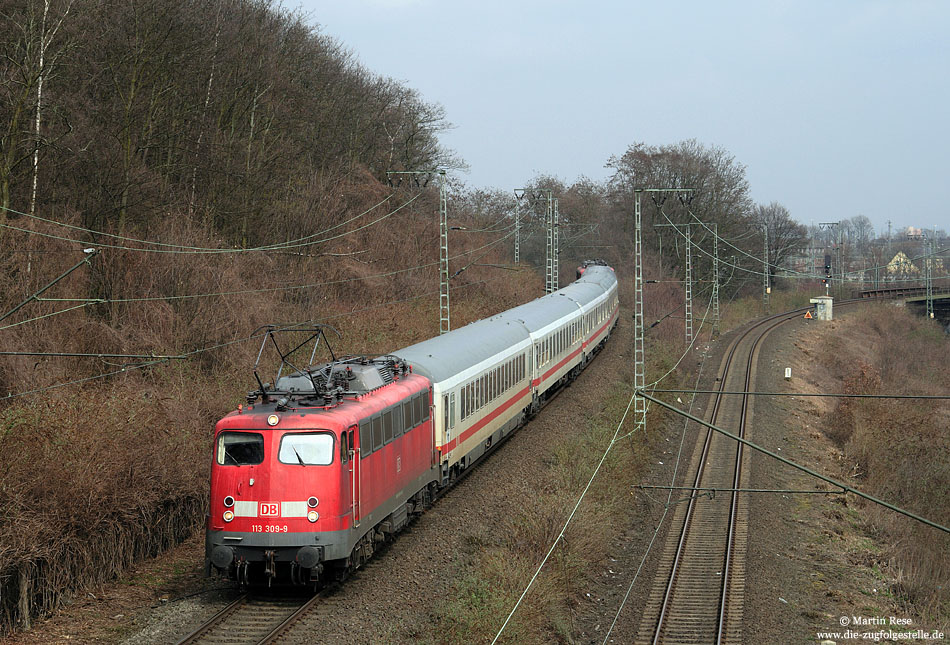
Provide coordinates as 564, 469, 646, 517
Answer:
223, 510, 234, 522
307, 510, 319, 523
267, 414, 279, 426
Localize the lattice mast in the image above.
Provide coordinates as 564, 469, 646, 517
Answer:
634, 190, 646, 435
438, 171, 450, 334
552, 197, 560, 291
762, 224, 770, 314
685, 222, 693, 345
713, 223, 720, 337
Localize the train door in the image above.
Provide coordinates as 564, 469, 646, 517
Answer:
348, 424, 360, 528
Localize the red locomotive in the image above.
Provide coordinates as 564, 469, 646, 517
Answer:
206, 264, 619, 586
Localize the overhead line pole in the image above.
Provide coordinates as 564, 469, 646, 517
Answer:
762, 224, 770, 314
634, 190, 646, 436
514, 201, 521, 264
926, 234, 935, 320
553, 197, 560, 291
713, 224, 720, 337
387, 169, 450, 334
635, 187, 694, 435
685, 222, 693, 345
514, 187, 556, 293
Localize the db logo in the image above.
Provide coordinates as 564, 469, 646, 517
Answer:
259, 502, 279, 517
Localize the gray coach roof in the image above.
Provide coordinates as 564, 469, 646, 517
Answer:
392, 316, 529, 384
392, 265, 616, 384
495, 292, 582, 333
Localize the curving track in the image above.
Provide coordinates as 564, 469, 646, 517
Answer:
635, 307, 818, 645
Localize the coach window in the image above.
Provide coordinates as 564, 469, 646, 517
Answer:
278, 433, 334, 466
449, 392, 456, 429
216, 432, 264, 466
359, 420, 372, 458
372, 415, 383, 451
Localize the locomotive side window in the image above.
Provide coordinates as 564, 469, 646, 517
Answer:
341, 431, 348, 464
414, 391, 428, 423
359, 420, 372, 458
402, 400, 414, 431
394, 405, 404, 438
372, 415, 383, 451
383, 410, 394, 444
216, 432, 264, 466
278, 432, 334, 466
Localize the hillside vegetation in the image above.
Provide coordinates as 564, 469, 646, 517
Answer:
0, 0, 812, 635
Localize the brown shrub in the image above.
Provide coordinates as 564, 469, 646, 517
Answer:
820, 307, 950, 622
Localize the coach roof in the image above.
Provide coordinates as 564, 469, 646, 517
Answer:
392, 317, 529, 384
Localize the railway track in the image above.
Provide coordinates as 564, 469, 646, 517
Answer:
175, 591, 323, 645
635, 309, 806, 644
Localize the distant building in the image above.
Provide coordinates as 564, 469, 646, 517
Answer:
887, 251, 920, 276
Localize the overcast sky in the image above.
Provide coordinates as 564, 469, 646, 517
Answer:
303, 0, 948, 235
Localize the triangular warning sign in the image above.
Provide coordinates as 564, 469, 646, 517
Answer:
804, 310, 813, 319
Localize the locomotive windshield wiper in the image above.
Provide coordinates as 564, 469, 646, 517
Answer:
291, 445, 306, 466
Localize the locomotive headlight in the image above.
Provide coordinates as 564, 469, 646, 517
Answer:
223, 510, 234, 522
267, 414, 279, 426
307, 510, 319, 523
307, 496, 319, 508
223, 496, 234, 508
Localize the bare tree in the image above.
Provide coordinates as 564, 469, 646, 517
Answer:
752, 201, 808, 283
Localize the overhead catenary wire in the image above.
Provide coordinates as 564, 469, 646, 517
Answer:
650, 388, 950, 400
0, 275, 514, 401
601, 312, 716, 644
0, 192, 397, 253
637, 389, 950, 534
656, 205, 950, 281
19, 231, 518, 307
0, 192, 420, 254
493, 294, 717, 642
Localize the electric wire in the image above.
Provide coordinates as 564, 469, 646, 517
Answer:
0, 192, 396, 252
650, 389, 950, 400
638, 390, 950, 534
676, 205, 950, 280
493, 297, 716, 642
0, 193, 420, 254
0, 276, 510, 401
602, 315, 714, 644
23, 233, 516, 306
0, 302, 96, 332
655, 204, 949, 284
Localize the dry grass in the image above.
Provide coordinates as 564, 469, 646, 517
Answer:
818, 306, 950, 622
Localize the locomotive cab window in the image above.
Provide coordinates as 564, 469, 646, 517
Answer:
278, 432, 334, 466
216, 432, 264, 466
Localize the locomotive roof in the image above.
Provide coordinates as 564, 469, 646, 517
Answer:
574, 264, 617, 291
392, 317, 529, 384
